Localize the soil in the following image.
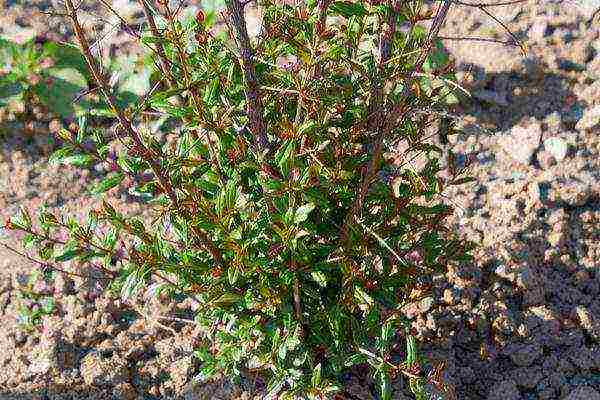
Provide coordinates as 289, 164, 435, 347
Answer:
0, 1, 599, 399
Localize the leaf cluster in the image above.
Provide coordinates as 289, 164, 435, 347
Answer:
5, 1, 475, 399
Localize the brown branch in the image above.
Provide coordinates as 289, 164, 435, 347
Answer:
436, 35, 520, 46
451, 0, 528, 6
340, 0, 401, 245
225, 0, 269, 154
64, 0, 225, 267
316, 0, 332, 35
64, 0, 177, 206
138, 0, 177, 87
1, 242, 113, 281
477, 5, 527, 56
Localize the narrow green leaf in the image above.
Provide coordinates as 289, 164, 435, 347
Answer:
55, 249, 80, 262
90, 173, 124, 195
311, 363, 322, 387
329, 1, 367, 17
203, 77, 220, 105
294, 202, 315, 224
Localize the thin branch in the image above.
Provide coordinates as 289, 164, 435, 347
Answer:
436, 35, 521, 47
138, 0, 177, 87
477, 5, 527, 56
64, 0, 225, 267
316, 0, 332, 35
0, 242, 112, 281
340, 0, 411, 244
64, 0, 177, 207
225, 0, 270, 154
451, 0, 529, 6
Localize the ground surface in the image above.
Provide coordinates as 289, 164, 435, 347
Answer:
0, 0, 599, 399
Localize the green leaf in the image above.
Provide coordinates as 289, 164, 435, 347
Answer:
90, 173, 124, 195
378, 371, 391, 400
141, 35, 168, 45
41, 297, 55, 314
310, 271, 327, 287
294, 203, 315, 224
43, 42, 89, 79
48, 147, 75, 164
61, 154, 95, 167
55, 249, 80, 262
203, 77, 220, 105
211, 293, 240, 307
33, 68, 88, 118
329, 1, 367, 17
311, 363, 322, 387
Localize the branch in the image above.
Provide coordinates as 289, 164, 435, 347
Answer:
451, 0, 529, 6
64, 0, 177, 206
0, 242, 113, 281
340, 0, 401, 245
64, 0, 225, 267
225, 0, 270, 154
316, 0, 333, 35
138, 0, 177, 87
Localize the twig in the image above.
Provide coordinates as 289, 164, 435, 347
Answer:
64, 0, 225, 268
451, 0, 528, 6
436, 35, 521, 47
340, 0, 400, 245
225, 0, 270, 154
138, 0, 177, 86
477, 5, 527, 56
0, 242, 112, 281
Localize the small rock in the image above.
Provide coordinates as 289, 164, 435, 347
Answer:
575, 306, 600, 342
419, 297, 434, 313
113, 382, 137, 400
512, 366, 543, 389
576, 105, 600, 131
529, 20, 548, 41
574, 0, 600, 20
487, 379, 520, 400
564, 386, 600, 400
515, 266, 545, 306
442, 288, 460, 305
80, 351, 129, 387
498, 122, 541, 165
506, 343, 542, 367
543, 137, 568, 161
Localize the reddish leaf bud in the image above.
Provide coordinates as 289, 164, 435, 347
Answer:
195, 9, 205, 24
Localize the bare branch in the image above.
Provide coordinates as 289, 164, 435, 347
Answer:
477, 5, 527, 56
451, 0, 529, 6
225, 0, 270, 154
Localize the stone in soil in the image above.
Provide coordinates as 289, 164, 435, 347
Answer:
497, 121, 542, 165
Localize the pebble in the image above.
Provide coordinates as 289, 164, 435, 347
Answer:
498, 122, 541, 165
543, 137, 568, 161
575, 306, 600, 342
529, 20, 549, 41
576, 105, 600, 130
80, 351, 129, 387
507, 343, 543, 367
473, 89, 509, 107
419, 297, 434, 313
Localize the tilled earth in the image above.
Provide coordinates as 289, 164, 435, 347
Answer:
0, 1, 599, 399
